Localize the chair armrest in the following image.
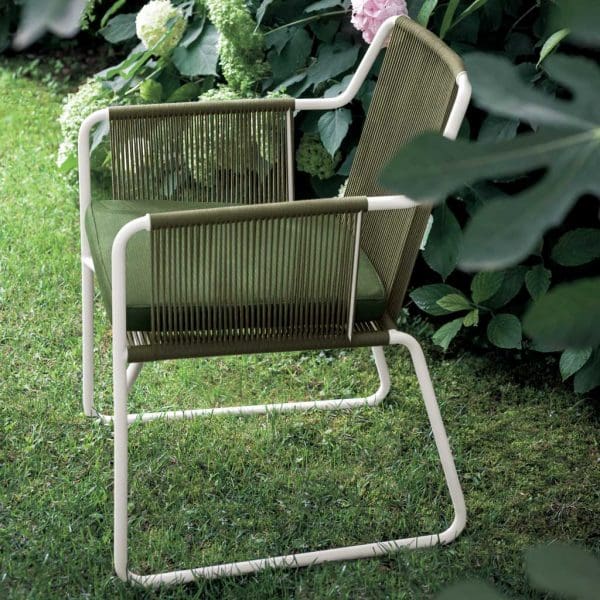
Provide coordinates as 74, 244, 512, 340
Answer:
147, 195, 418, 229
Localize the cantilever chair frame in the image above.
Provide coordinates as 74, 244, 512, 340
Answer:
79, 16, 471, 587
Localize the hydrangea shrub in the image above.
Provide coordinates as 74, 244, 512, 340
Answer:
135, 0, 186, 56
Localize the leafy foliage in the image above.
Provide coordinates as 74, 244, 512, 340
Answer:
381, 0, 600, 393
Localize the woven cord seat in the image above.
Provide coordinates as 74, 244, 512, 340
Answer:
78, 16, 471, 587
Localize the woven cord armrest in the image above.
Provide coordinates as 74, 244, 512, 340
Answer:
146, 197, 368, 346
108, 98, 295, 205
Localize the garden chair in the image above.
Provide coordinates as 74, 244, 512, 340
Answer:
79, 15, 471, 586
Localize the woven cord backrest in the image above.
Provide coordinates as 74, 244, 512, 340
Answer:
345, 17, 464, 320
109, 98, 294, 204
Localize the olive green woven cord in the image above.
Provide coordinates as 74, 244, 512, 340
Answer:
109, 98, 294, 205
345, 17, 464, 320
148, 209, 362, 346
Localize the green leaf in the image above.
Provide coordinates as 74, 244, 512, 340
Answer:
477, 115, 519, 143
139, 79, 163, 103
542, 55, 600, 124
318, 109, 351, 157
410, 284, 465, 316
439, 0, 460, 39
538, 29, 570, 66
463, 309, 479, 327
305, 0, 343, 12
525, 265, 551, 300
487, 314, 522, 349
483, 266, 526, 309
453, 0, 490, 30
99, 13, 136, 43
437, 294, 472, 313
423, 204, 462, 280
416, 0, 438, 27
437, 580, 508, 600
526, 544, 600, 600
465, 53, 597, 130
100, 0, 126, 28
172, 23, 219, 77
552, 228, 600, 266
269, 27, 312, 84
551, 0, 600, 47
380, 129, 594, 206
574, 349, 600, 393
459, 151, 597, 270
324, 74, 353, 98
90, 120, 109, 155
304, 42, 360, 91
559, 347, 593, 380
432, 318, 463, 351
523, 277, 600, 349
179, 18, 205, 48
471, 271, 504, 303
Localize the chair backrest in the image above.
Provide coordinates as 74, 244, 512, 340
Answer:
346, 16, 464, 321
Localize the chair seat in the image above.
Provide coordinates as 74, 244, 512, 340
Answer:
85, 200, 387, 331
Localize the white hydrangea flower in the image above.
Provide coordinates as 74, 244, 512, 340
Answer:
136, 0, 186, 56
57, 79, 111, 169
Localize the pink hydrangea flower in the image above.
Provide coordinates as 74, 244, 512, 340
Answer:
351, 0, 408, 44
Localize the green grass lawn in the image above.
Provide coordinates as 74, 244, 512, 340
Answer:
0, 67, 598, 599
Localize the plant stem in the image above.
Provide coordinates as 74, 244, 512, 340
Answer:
265, 10, 351, 36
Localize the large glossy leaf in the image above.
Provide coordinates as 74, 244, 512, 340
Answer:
318, 109, 351, 157
410, 284, 466, 316
380, 53, 600, 271
559, 347, 592, 381
471, 271, 503, 303
437, 294, 472, 313
483, 266, 526, 309
432, 318, 463, 351
304, 42, 360, 91
551, 0, 600, 47
99, 13, 136, 43
487, 314, 522, 349
172, 23, 219, 77
465, 53, 597, 130
268, 27, 312, 84
573, 349, 600, 393
423, 204, 462, 280
525, 265, 551, 300
523, 277, 600, 349
526, 544, 600, 600
551, 228, 600, 266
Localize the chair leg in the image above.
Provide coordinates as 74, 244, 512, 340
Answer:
113, 304, 130, 581
82, 263, 95, 417
112, 331, 466, 587
388, 330, 467, 538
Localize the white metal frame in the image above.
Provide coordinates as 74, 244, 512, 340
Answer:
78, 15, 471, 586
